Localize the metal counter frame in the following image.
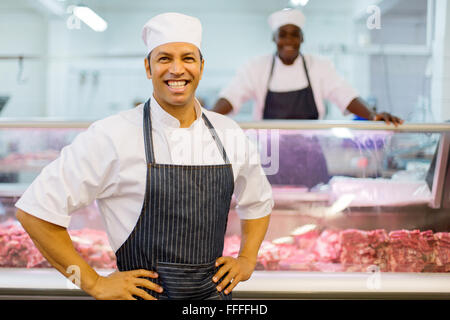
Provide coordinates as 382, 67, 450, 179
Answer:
1, 269, 450, 300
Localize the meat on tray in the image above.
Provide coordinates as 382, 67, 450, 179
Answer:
340, 229, 389, 272
0, 220, 50, 268
433, 233, 450, 272
291, 224, 320, 250
0, 220, 116, 269
386, 230, 425, 273
69, 229, 117, 269
313, 230, 341, 263
2, 218, 450, 273
224, 228, 450, 273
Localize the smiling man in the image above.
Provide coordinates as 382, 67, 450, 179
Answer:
15, 12, 273, 300
144, 42, 203, 127
213, 8, 403, 125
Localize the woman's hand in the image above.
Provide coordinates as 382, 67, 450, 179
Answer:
213, 256, 256, 295
373, 112, 404, 127
88, 269, 163, 300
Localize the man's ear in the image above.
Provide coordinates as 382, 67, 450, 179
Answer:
144, 56, 152, 79
199, 59, 205, 81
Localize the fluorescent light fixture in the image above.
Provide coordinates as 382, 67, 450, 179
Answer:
289, 0, 309, 6
36, 0, 65, 15
331, 128, 354, 139
73, 6, 108, 32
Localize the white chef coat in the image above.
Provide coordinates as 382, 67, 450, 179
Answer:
219, 53, 359, 120
15, 97, 274, 252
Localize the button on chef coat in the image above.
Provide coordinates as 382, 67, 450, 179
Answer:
219, 54, 359, 120
15, 98, 274, 252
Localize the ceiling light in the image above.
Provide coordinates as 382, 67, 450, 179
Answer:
73, 5, 108, 32
36, 0, 65, 15
289, 0, 309, 6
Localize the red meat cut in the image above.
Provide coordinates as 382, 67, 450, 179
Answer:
0, 221, 116, 269
339, 229, 389, 272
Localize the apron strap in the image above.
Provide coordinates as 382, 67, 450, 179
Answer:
263, 55, 277, 113
267, 54, 276, 87
301, 55, 312, 88
201, 113, 231, 164
143, 99, 156, 164
143, 98, 231, 165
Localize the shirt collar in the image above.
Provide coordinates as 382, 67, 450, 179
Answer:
150, 96, 203, 129
275, 54, 302, 66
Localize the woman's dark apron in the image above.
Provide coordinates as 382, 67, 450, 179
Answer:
116, 99, 234, 300
263, 54, 330, 188
263, 54, 318, 120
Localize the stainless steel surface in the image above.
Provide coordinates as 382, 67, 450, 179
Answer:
0, 119, 449, 132
2, 269, 450, 300
430, 133, 450, 208
238, 121, 450, 132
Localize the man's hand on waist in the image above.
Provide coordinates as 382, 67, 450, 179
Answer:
88, 269, 163, 300
212, 256, 256, 295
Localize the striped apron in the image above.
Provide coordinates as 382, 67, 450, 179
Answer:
115, 99, 234, 300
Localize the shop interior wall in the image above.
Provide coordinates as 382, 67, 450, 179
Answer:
0, 0, 443, 122
0, 10, 48, 117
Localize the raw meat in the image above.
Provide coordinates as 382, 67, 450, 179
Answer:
69, 229, 116, 269
313, 230, 341, 263
222, 234, 240, 258
433, 232, 450, 272
0, 221, 116, 269
221, 228, 450, 273
339, 229, 389, 272
292, 228, 320, 251
3, 218, 450, 274
0, 220, 50, 268
386, 230, 425, 272
256, 241, 284, 270
419, 230, 436, 271
278, 249, 317, 271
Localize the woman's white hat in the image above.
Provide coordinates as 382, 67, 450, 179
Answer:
268, 8, 306, 31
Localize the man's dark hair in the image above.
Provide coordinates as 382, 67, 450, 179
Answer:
147, 49, 204, 75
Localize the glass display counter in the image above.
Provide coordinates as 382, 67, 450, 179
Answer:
1, 119, 449, 299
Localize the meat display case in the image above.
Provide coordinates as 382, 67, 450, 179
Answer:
0, 119, 450, 299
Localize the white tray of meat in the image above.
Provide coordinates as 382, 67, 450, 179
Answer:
329, 176, 432, 207
0, 220, 116, 269
271, 186, 330, 208
222, 225, 450, 274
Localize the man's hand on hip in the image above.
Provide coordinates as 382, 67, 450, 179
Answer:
89, 269, 163, 300
213, 256, 256, 295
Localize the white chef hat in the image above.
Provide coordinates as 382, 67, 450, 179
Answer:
142, 12, 202, 53
268, 8, 306, 32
